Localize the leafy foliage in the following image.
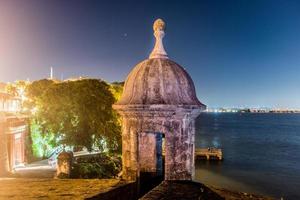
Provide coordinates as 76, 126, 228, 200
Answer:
71, 153, 121, 179
26, 78, 122, 153
30, 122, 57, 158
110, 82, 124, 101
5, 80, 29, 97
24, 79, 55, 113
5, 80, 30, 111
5, 84, 18, 96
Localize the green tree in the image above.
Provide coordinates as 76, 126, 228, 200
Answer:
110, 82, 124, 101
5, 80, 30, 111
24, 79, 55, 113
27, 79, 121, 153
5, 83, 18, 96
5, 80, 29, 97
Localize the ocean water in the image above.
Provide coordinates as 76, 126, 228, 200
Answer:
194, 113, 300, 200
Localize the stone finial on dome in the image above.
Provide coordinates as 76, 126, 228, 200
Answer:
149, 19, 168, 59
153, 18, 165, 31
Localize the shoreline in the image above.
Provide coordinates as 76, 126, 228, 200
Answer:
195, 167, 274, 198
210, 186, 274, 200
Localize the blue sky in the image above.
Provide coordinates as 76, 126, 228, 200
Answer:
0, 0, 300, 108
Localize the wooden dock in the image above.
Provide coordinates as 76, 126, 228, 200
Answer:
195, 148, 223, 160
162, 148, 223, 161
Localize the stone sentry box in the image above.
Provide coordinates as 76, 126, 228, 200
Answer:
113, 19, 206, 181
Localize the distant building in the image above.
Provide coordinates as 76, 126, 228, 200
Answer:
0, 83, 28, 176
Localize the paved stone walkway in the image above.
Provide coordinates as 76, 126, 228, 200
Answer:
0, 178, 121, 200
14, 160, 56, 178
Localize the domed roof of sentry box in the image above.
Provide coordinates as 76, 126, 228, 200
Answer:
115, 19, 205, 108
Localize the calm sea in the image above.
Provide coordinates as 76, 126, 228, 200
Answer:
195, 113, 300, 200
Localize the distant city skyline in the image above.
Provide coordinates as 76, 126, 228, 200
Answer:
1, 0, 300, 108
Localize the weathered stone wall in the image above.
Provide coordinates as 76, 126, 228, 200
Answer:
164, 118, 195, 180
0, 121, 9, 176
118, 107, 200, 181
121, 118, 138, 181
